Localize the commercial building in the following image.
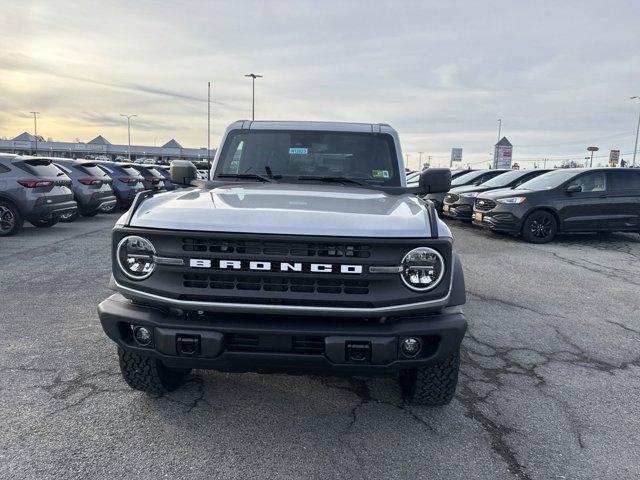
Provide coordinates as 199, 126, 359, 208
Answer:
0, 132, 214, 165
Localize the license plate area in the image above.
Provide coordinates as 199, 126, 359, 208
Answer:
474, 212, 483, 221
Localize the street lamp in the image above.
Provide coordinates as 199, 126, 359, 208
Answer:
244, 73, 263, 121
631, 96, 640, 167
30, 111, 40, 155
120, 114, 137, 161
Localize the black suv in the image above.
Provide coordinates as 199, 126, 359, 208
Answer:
426, 169, 509, 212
442, 169, 550, 221
0, 155, 77, 236
473, 168, 640, 243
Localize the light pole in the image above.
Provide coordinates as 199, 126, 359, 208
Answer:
244, 73, 263, 121
405, 153, 411, 168
418, 152, 423, 170
120, 114, 137, 161
631, 96, 640, 167
208, 82, 212, 171
497, 118, 502, 142
30, 111, 40, 155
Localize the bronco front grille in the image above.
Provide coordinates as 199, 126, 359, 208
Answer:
182, 237, 371, 258
113, 229, 454, 313
474, 198, 497, 211
183, 274, 370, 295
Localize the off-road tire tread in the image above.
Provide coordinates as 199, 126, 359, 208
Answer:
118, 347, 189, 395
401, 352, 460, 406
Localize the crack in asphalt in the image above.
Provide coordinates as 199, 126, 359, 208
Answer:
0, 225, 111, 262
548, 252, 640, 287
467, 291, 569, 320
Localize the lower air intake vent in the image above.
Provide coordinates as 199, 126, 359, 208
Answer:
226, 334, 325, 354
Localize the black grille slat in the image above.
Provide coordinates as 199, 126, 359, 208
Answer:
182, 238, 371, 258
474, 198, 497, 211
182, 274, 370, 295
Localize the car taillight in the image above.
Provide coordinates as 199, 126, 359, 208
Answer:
18, 179, 54, 188
79, 179, 103, 185
118, 177, 138, 184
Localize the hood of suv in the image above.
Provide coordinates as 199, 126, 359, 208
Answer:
478, 187, 531, 199
128, 182, 434, 237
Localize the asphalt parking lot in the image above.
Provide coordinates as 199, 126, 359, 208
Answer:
1, 216, 639, 480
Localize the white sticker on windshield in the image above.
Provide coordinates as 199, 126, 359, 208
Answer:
289, 147, 308, 155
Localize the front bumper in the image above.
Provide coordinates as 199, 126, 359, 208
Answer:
442, 200, 474, 220
472, 208, 522, 232
98, 293, 467, 375
28, 200, 78, 221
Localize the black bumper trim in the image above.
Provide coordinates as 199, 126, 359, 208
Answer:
98, 293, 467, 375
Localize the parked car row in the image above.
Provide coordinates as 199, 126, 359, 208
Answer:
429, 167, 640, 243
0, 155, 180, 236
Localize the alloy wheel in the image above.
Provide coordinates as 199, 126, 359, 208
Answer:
0, 206, 15, 233
529, 215, 553, 239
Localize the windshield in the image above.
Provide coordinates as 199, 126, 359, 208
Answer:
451, 170, 485, 186
215, 130, 400, 186
517, 169, 580, 190
480, 170, 528, 188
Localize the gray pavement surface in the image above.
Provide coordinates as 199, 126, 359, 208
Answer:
1, 216, 639, 480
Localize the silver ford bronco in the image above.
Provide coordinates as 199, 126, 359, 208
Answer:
98, 120, 467, 406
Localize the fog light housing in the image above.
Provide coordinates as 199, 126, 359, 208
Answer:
401, 337, 421, 357
134, 326, 152, 346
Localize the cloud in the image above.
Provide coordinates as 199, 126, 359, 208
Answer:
0, 0, 638, 166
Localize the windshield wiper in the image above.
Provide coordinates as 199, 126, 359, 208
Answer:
217, 173, 274, 183
296, 176, 367, 186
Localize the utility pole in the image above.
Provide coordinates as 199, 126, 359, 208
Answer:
497, 118, 502, 142
30, 111, 40, 155
418, 152, 423, 170
631, 96, 640, 167
244, 73, 263, 121
207, 82, 212, 172
427, 155, 432, 168
405, 153, 411, 169
120, 114, 137, 161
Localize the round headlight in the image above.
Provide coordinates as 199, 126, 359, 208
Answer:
400, 247, 445, 292
117, 236, 156, 280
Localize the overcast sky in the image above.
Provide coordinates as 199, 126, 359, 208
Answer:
1, 0, 639, 168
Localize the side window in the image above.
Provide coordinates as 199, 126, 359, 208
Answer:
229, 140, 243, 173
609, 172, 640, 193
567, 172, 607, 193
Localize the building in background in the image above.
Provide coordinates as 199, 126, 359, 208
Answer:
493, 137, 513, 169
0, 132, 214, 166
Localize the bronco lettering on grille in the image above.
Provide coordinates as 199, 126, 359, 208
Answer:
188, 259, 363, 274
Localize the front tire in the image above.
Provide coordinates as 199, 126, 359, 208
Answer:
118, 348, 191, 394
400, 352, 460, 406
522, 210, 557, 244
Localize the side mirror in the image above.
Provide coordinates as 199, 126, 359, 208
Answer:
566, 184, 582, 193
419, 168, 451, 194
170, 160, 197, 186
